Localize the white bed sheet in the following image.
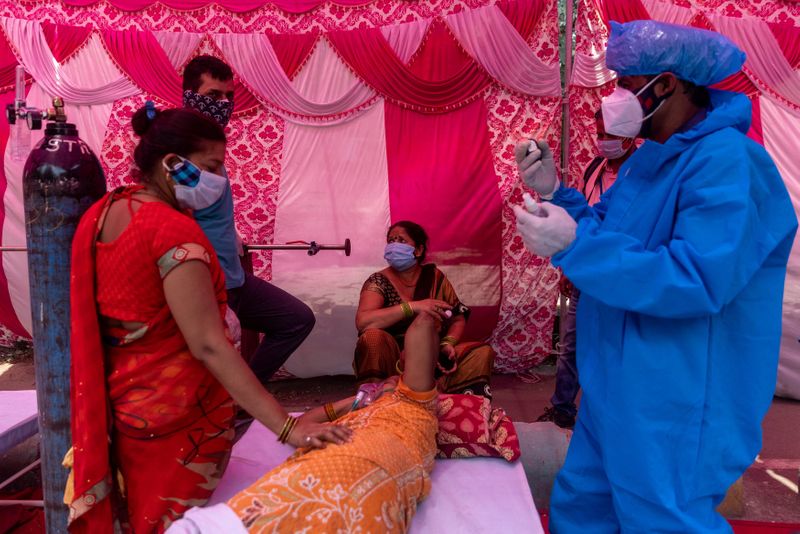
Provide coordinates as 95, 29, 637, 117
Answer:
0, 390, 38, 455
202, 421, 544, 533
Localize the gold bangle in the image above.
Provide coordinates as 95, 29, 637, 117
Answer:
400, 301, 414, 319
324, 402, 338, 422
277, 415, 297, 443
440, 335, 458, 346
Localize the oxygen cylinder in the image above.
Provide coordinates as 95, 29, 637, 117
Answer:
22, 117, 106, 530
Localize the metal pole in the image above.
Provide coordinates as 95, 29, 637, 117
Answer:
561, 0, 574, 187
23, 119, 106, 531
245, 238, 351, 256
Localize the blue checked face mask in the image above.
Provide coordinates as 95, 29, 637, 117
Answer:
163, 156, 228, 211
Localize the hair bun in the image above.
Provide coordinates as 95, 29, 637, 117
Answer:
131, 101, 159, 136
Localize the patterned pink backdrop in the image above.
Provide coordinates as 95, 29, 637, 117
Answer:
1, 0, 562, 371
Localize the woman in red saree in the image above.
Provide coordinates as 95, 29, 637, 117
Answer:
354, 221, 495, 398
67, 105, 349, 533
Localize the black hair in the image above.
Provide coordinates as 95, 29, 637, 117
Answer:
680, 80, 711, 108
131, 104, 226, 181
388, 220, 429, 264
182, 55, 234, 92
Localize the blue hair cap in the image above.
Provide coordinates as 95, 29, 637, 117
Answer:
605, 20, 746, 86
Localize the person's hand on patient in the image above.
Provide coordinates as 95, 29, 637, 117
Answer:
514, 194, 577, 257
412, 299, 452, 320
291, 416, 353, 449
440, 343, 456, 362
514, 139, 558, 198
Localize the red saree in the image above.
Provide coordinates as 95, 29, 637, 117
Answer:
69, 187, 234, 533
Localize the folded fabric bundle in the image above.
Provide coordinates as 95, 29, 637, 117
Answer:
435, 393, 520, 462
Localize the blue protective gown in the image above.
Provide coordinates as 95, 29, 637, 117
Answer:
548, 90, 798, 533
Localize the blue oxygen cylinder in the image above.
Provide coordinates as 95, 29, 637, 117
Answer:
22, 101, 106, 531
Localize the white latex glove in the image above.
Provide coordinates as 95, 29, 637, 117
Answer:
514, 202, 577, 257
514, 139, 558, 198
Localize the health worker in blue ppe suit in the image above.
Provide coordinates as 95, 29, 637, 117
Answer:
514, 20, 798, 533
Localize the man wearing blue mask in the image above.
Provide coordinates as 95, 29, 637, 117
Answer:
182, 56, 315, 386
515, 21, 797, 532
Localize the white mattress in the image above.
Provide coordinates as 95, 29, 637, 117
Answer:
189, 421, 543, 533
0, 390, 38, 455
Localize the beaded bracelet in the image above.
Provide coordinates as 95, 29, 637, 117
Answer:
400, 301, 414, 319
277, 415, 298, 444
324, 402, 338, 422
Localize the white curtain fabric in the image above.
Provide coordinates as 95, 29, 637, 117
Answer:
380, 18, 429, 64
1, 18, 140, 104
444, 4, 561, 97
761, 95, 800, 400
270, 40, 390, 377
3, 34, 122, 334
153, 30, 203, 70
710, 14, 800, 109
214, 33, 379, 124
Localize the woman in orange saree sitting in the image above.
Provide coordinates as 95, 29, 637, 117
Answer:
168, 306, 442, 533
354, 221, 495, 398
67, 103, 349, 533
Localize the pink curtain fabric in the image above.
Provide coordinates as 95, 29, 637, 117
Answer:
153, 30, 203, 70
2, 18, 140, 104
214, 33, 378, 122
710, 14, 800, 111
0, 1, 560, 368
760, 95, 800, 400
444, 3, 560, 97
38, 0, 412, 14
385, 98, 502, 341
770, 22, 800, 70
640, 0, 692, 26
271, 40, 391, 376
41, 22, 92, 63
384, 27, 502, 340
496, 0, 545, 38
328, 21, 493, 113
103, 28, 184, 105
269, 32, 320, 79
380, 20, 430, 64
0, 29, 19, 91
571, 50, 616, 88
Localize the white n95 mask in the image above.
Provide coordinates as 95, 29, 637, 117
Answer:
601, 75, 665, 138
164, 156, 228, 211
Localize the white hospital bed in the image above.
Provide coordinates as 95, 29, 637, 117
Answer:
0, 390, 41, 506
170, 420, 544, 533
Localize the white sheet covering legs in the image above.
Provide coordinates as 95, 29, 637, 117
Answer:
167, 503, 247, 534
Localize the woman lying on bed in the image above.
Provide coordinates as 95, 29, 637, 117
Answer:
168, 308, 443, 533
